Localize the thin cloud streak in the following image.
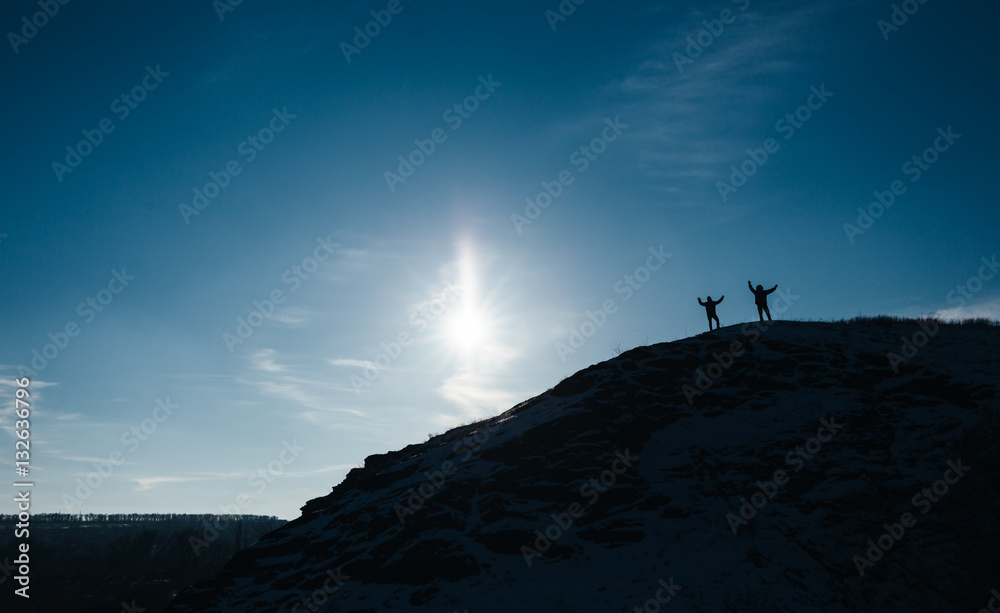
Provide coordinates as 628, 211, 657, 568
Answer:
330, 358, 377, 369
935, 297, 1000, 322
605, 2, 848, 200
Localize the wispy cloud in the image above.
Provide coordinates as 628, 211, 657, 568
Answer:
271, 309, 308, 325
236, 372, 359, 413
438, 357, 521, 423
0, 374, 58, 437
251, 348, 285, 373
281, 463, 357, 477
60, 456, 118, 464
237, 348, 369, 419
132, 476, 213, 492
935, 296, 1000, 322
0, 376, 59, 390
129, 469, 275, 492
129, 462, 358, 493
602, 1, 847, 202
330, 358, 377, 369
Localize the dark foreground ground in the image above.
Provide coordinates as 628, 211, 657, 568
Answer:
0, 514, 285, 613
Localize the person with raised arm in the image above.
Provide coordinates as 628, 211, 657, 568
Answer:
697, 295, 724, 331
748, 280, 778, 322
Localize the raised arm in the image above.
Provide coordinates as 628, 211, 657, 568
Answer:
717, 295, 724, 304
766, 285, 778, 295
747, 280, 754, 292
697, 297, 705, 306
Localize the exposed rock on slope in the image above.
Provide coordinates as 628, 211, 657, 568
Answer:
169, 320, 1000, 612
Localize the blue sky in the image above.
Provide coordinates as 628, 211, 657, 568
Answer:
1, 0, 997, 519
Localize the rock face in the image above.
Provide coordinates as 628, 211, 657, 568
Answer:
168, 320, 1000, 612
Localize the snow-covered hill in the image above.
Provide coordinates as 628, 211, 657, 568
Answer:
168, 319, 1000, 612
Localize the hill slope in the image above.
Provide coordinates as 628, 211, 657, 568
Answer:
168, 320, 1000, 612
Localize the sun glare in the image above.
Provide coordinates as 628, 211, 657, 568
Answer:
449, 308, 488, 350
442, 240, 496, 359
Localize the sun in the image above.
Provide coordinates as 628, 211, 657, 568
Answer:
439, 240, 497, 360
448, 307, 489, 351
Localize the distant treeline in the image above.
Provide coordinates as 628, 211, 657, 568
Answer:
0, 512, 281, 524
0, 513, 286, 613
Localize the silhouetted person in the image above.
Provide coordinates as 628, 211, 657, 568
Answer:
748, 280, 777, 322
697, 295, 724, 331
